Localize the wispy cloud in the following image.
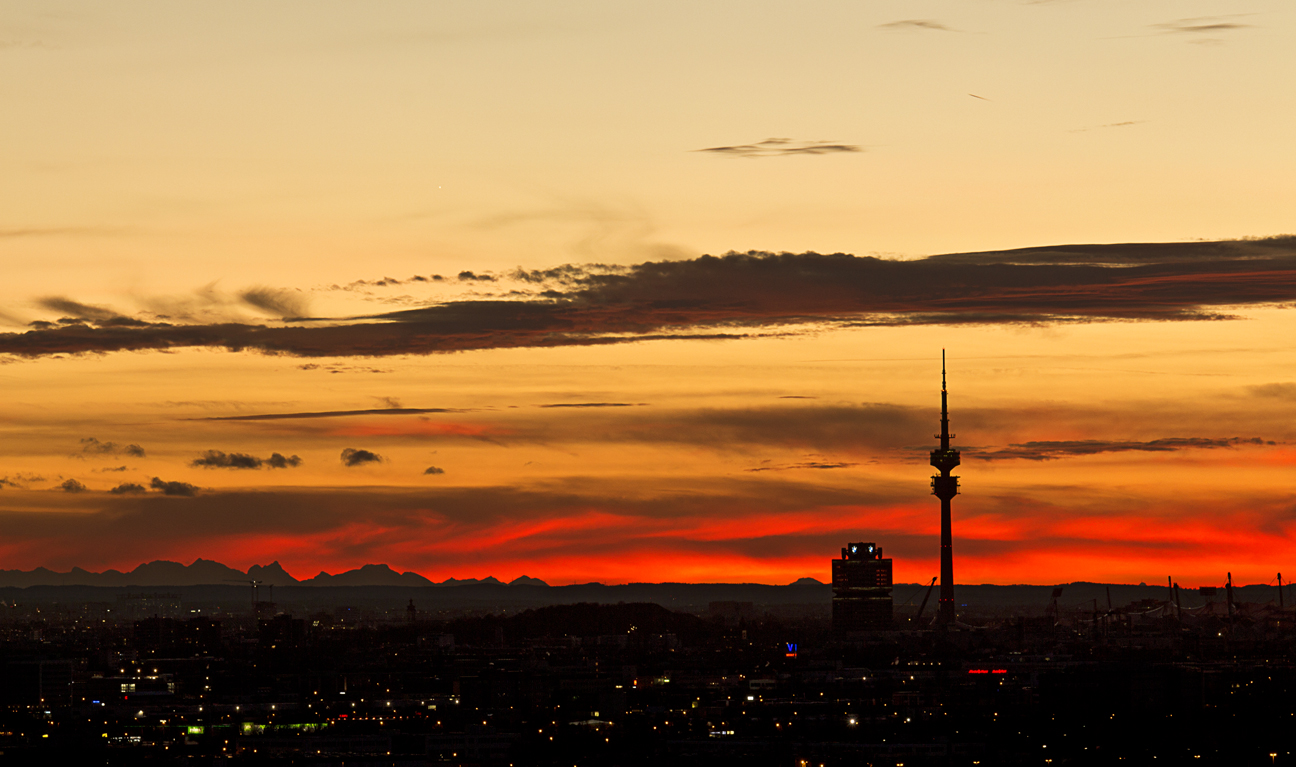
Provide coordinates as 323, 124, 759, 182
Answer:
0, 226, 132, 238
79, 437, 146, 458
878, 19, 955, 32
696, 138, 863, 159
1070, 120, 1146, 133
190, 407, 466, 421
1152, 15, 1254, 44
1154, 16, 1253, 35
1, 473, 46, 489
746, 461, 857, 472
39, 298, 122, 322
238, 287, 311, 319
1249, 383, 1296, 400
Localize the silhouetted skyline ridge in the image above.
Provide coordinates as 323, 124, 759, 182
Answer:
0, 559, 544, 588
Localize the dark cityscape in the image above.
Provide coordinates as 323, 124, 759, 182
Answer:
2, 570, 1294, 765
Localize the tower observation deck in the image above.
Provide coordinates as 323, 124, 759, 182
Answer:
930, 350, 960, 627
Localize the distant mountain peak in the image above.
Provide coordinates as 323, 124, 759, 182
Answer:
247, 561, 299, 586
790, 577, 826, 586
509, 575, 549, 587
301, 564, 432, 587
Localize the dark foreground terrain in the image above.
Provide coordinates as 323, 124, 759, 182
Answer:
1, 587, 1293, 766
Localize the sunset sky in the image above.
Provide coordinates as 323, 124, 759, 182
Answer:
2, 1, 1293, 586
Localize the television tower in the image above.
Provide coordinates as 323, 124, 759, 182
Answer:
930, 350, 960, 627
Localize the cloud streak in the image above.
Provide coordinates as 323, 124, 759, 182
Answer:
190, 407, 466, 421
538, 402, 645, 409
975, 437, 1270, 461
1154, 16, 1252, 35
746, 461, 857, 472
1070, 121, 1146, 133
878, 20, 955, 32
696, 138, 863, 158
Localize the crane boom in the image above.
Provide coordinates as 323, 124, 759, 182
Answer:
914, 577, 938, 623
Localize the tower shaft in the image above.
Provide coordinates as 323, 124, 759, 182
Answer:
939, 496, 954, 623
929, 350, 960, 627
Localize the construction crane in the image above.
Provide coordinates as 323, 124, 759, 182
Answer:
225, 579, 264, 610
913, 577, 938, 625
1046, 587, 1064, 626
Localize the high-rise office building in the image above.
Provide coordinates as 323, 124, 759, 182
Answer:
831, 541, 893, 631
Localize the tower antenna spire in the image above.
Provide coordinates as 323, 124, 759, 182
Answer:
930, 350, 960, 627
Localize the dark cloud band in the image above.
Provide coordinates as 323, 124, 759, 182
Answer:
1, 237, 1293, 360
975, 437, 1270, 461
191, 450, 303, 469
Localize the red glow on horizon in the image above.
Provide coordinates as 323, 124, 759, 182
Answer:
1, 490, 1293, 586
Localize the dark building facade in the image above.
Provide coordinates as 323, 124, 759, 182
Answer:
831, 541, 893, 631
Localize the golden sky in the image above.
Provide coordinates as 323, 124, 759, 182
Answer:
1, 1, 1293, 585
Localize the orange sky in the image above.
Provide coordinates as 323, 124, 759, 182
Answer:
1, 2, 1294, 586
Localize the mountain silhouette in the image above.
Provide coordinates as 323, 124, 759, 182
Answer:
0, 560, 510, 588
304, 563, 434, 587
